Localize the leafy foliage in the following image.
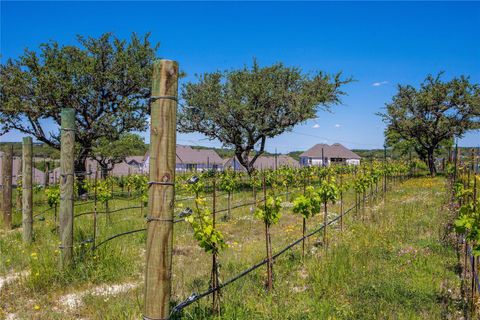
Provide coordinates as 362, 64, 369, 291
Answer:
45, 186, 60, 208
255, 196, 282, 226
455, 201, 480, 255
185, 197, 227, 254
0, 33, 158, 193
292, 186, 322, 219
218, 170, 238, 193
318, 179, 339, 204
379, 74, 480, 175
179, 60, 351, 174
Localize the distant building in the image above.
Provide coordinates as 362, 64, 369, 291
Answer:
0, 152, 46, 186
85, 157, 145, 177
143, 145, 224, 172
224, 155, 300, 171
299, 143, 361, 167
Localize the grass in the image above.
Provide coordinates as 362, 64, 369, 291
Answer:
0, 176, 461, 319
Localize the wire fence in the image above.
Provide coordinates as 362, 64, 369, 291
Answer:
170, 190, 372, 315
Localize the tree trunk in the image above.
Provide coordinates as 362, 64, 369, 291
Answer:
427, 151, 437, 176
75, 151, 89, 197
44, 162, 50, 187
100, 163, 109, 179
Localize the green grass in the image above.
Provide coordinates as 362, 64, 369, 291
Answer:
0, 177, 461, 319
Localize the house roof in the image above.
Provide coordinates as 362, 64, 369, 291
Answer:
144, 145, 224, 165
0, 153, 46, 185
299, 143, 361, 159
176, 146, 224, 165
224, 155, 300, 171
84, 156, 145, 176
253, 155, 300, 169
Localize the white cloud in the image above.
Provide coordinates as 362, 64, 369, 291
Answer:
372, 81, 388, 87
312, 124, 320, 129
334, 124, 341, 128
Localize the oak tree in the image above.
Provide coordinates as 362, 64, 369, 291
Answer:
178, 60, 351, 174
379, 74, 479, 176
0, 33, 157, 194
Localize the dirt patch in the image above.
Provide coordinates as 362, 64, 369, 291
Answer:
60, 282, 138, 311
0, 271, 29, 291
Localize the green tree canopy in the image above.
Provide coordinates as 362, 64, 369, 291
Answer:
178, 60, 351, 174
379, 74, 480, 175
0, 32, 158, 193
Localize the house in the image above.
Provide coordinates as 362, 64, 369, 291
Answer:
0, 152, 46, 186
85, 156, 145, 177
224, 155, 300, 171
142, 145, 224, 172
299, 143, 361, 167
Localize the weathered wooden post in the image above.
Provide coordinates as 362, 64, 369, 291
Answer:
44, 157, 50, 187
16, 159, 22, 213
144, 59, 178, 320
22, 137, 33, 243
2, 144, 13, 230
59, 108, 75, 269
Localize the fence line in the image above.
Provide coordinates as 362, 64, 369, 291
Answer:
171, 192, 370, 315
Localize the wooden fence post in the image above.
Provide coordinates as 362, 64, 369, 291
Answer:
44, 159, 50, 188
59, 108, 75, 269
16, 159, 22, 213
2, 144, 13, 230
22, 137, 33, 243
144, 59, 178, 319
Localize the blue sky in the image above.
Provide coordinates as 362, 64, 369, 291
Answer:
1, 1, 479, 152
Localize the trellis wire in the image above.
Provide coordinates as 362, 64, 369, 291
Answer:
171, 200, 361, 315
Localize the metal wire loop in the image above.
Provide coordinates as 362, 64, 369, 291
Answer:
148, 181, 174, 187
145, 216, 173, 223
142, 315, 168, 320
150, 95, 178, 102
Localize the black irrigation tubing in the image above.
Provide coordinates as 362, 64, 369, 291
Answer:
91, 218, 186, 251
74, 205, 143, 218
92, 228, 146, 251
86, 183, 345, 253
33, 206, 54, 218
171, 182, 395, 315
215, 199, 265, 214
214, 188, 303, 215
171, 200, 360, 315
175, 190, 237, 203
